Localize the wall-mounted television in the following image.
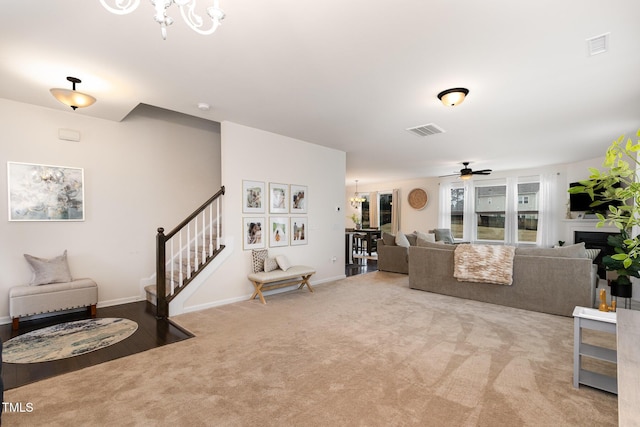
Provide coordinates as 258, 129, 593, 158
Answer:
569, 182, 621, 213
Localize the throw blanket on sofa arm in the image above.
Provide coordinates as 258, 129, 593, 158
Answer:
453, 244, 516, 286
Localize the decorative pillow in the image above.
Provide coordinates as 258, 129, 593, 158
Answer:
24, 250, 72, 286
431, 229, 455, 244
395, 232, 410, 248
264, 257, 279, 272
382, 232, 396, 246
516, 242, 587, 258
406, 232, 418, 246
415, 231, 436, 243
276, 254, 291, 271
585, 248, 601, 261
251, 249, 269, 273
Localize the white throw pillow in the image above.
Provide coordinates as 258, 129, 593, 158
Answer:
395, 232, 410, 248
24, 250, 73, 285
264, 257, 279, 272
276, 254, 292, 271
415, 231, 436, 243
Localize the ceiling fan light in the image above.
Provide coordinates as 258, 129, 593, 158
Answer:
437, 88, 469, 107
459, 174, 472, 180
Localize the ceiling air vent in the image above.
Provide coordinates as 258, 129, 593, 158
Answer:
406, 123, 445, 137
586, 33, 609, 56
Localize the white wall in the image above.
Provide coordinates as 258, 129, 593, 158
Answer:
182, 121, 346, 310
0, 99, 221, 320
345, 177, 440, 234
346, 159, 610, 243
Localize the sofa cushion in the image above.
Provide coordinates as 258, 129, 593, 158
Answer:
24, 250, 72, 286
516, 242, 587, 258
585, 248, 601, 261
415, 240, 455, 250
382, 232, 396, 246
431, 229, 455, 244
415, 231, 436, 244
396, 232, 410, 248
406, 233, 418, 246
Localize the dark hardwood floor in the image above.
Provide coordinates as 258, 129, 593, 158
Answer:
345, 258, 378, 277
1, 301, 192, 390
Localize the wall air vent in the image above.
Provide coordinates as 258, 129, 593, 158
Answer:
586, 33, 609, 56
406, 123, 445, 137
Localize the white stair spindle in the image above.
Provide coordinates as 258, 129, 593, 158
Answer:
179, 230, 184, 286
216, 198, 221, 250
194, 218, 199, 272
187, 223, 192, 279
209, 204, 213, 256
170, 238, 175, 295
202, 211, 206, 261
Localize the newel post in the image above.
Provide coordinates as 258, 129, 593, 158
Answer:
156, 227, 168, 319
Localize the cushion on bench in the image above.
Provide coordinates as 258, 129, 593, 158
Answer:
247, 265, 316, 283
10, 278, 98, 319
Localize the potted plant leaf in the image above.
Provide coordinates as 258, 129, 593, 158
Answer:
568, 130, 640, 298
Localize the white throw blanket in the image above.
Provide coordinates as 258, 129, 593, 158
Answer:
453, 244, 516, 286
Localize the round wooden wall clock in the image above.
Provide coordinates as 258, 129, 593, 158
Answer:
408, 188, 428, 210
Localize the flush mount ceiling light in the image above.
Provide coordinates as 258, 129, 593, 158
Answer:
350, 180, 366, 209
50, 77, 97, 110
437, 88, 469, 107
100, 0, 225, 40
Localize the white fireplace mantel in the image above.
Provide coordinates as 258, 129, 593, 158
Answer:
561, 219, 620, 244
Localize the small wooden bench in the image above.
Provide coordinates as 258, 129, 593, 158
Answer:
247, 265, 316, 304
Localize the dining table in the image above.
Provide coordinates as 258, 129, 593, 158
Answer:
345, 228, 381, 264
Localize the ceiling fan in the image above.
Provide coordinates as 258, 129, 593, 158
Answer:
440, 162, 492, 180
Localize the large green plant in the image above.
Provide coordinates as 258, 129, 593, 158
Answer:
568, 130, 640, 282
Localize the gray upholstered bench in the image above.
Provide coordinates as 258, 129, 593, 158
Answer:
9, 278, 98, 330
247, 265, 315, 304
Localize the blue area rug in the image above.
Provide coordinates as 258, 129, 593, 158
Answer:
3, 318, 138, 364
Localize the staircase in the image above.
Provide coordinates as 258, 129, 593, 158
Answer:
145, 186, 226, 318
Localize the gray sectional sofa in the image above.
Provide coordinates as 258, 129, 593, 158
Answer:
408, 242, 598, 317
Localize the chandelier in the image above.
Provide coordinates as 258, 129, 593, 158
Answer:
99, 0, 225, 40
350, 180, 366, 209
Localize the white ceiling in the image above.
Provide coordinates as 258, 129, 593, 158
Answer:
2, 1, 639, 184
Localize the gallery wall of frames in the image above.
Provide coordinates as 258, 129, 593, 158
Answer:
242, 180, 308, 250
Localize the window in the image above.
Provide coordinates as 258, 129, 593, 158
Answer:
448, 178, 540, 244
475, 185, 506, 241
379, 192, 393, 233
517, 182, 539, 243
450, 187, 464, 239
360, 194, 371, 228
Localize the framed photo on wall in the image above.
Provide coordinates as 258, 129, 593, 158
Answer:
290, 217, 308, 246
7, 162, 85, 221
242, 217, 265, 250
242, 180, 265, 214
269, 216, 288, 247
269, 183, 289, 214
290, 184, 307, 213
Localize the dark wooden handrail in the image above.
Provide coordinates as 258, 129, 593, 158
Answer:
156, 186, 225, 318
164, 186, 225, 240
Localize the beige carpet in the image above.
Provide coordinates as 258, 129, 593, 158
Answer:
4, 272, 618, 426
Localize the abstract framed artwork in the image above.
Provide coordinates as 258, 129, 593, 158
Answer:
7, 162, 85, 221
242, 180, 265, 214
242, 217, 265, 250
290, 184, 307, 214
290, 217, 308, 246
269, 182, 289, 214
269, 216, 288, 247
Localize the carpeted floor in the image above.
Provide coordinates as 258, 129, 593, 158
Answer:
4, 272, 618, 426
